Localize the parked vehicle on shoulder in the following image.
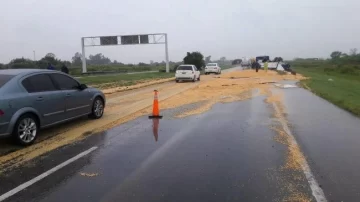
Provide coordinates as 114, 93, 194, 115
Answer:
204, 63, 221, 75
241, 57, 251, 68
175, 65, 201, 82
0, 69, 106, 146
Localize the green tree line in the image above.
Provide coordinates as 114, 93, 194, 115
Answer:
0, 52, 181, 70
292, 48, 360, 75
0, 51, 233, 73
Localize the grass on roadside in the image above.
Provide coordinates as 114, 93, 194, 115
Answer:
77, 72, 174, 89
295, 67, 360, 116
69, 65, 165, 75
76, 65, 236, 89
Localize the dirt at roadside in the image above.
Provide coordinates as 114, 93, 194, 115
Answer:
266, 90, 313, 202
158, 70, 304, 117
101, 77, 175, 95
0, 69, 304, 174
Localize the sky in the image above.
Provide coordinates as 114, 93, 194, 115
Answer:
1, 0, 360, 64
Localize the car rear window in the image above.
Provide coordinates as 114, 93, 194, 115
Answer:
177, 66, 193, 70
22, 74, 57, 93
207, 64, 217, 66
49, 73, 79, 90
0, 74, 14, 88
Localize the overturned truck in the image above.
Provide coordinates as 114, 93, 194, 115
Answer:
255, 56, 291, 71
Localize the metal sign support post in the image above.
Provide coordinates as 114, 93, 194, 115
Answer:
81, 33, 169, 73
81, 37, 86, 73
165, 34, 169, 73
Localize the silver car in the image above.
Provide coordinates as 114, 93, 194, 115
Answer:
0, 69, 106, 146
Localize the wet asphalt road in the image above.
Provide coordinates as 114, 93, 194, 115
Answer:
1, 83, 360, 201
0, 92, 313, 202
282, 84, 360, 202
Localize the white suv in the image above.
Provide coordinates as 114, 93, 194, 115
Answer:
175, 65, 201, 83
205, 63, 221, 75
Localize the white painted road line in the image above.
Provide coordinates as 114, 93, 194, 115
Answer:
0, 146, 98, 202
272, 102, 327, 202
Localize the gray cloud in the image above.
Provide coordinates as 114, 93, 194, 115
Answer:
1, 0, 359, 63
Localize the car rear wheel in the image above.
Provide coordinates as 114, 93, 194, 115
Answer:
89, 97, 104, 119
176, 80, 179, 83
13, 114, 39, 146
198, 75, 200, 81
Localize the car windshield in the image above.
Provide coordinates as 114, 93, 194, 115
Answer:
177, 66, 193, 70
207, 64, 217, 66
0, 74, 14, 88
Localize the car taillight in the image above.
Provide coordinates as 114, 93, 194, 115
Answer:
0, 110, 4, 116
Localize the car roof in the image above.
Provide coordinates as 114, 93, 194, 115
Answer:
0, 69, 55, 76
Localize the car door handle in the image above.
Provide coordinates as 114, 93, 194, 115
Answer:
36, 97, 44, 101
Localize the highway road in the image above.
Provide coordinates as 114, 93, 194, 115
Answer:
0, 68, 359, 202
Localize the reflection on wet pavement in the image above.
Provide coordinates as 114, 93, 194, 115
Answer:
0, 96, 314, 202
283, 86, 360, 202
152, 118, 160, 142
2, 69, 360, 201
0, 68, 244, 172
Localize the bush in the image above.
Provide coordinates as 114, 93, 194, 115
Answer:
339, 67, 358, 75
9, 62, 37, 69
183, 52, 205, 70
324, 67, 335, 72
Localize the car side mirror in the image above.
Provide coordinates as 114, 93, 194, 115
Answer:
79, 84, 88, 90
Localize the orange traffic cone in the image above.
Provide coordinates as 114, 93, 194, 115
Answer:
149, 90, 163, 119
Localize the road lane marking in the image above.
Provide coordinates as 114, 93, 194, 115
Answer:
0, 146, 98, 202
272, 102, 327, 202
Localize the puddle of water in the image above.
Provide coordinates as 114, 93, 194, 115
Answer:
274, 83, 298, 89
